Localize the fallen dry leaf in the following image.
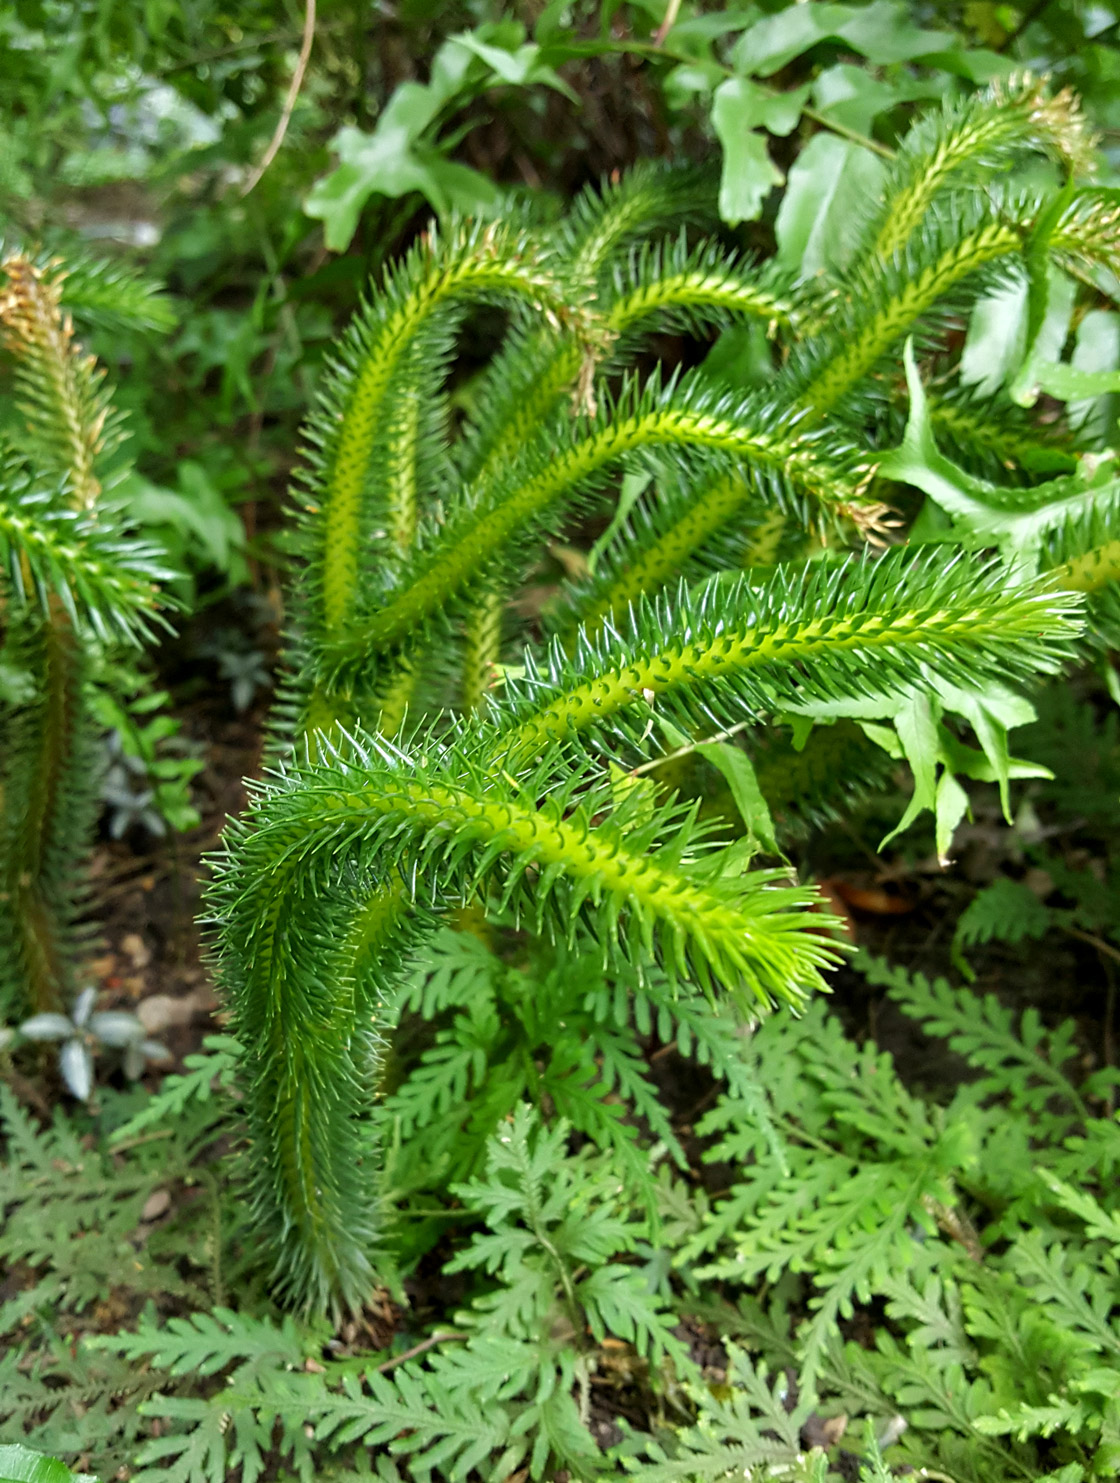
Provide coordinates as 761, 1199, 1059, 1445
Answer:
120, 932, 152, 969
140, 1188, 171, 1222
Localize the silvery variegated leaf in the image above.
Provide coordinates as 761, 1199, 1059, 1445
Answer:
89, 1011, 145, 1048
19, 1013, 73, 1041
59, 1039, 94, 1101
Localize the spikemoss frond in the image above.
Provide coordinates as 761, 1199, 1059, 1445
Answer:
297, 218, 576, 641
219, 139, 1115, 1320
211, 734, 839, 1311
450, 235, 787, 496
606, 235, 796, 342
0, 250, 165, 1024
794, 211, 1025, 417
324, 373, 872, 689
0, 460, 165, 643
491, 550, 1081, 767
1048, 189, 1120, 286
559, 161, 718, 282
46, 247, 178, 335
558, 445, 887, 639
920, 388, 1077, 482
0, 253, 115, 510
461, 588, 506, 714
0, 609, 94, 1017
871, 78, 1094, 263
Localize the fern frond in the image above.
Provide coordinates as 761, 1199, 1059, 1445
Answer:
859, 954, 1090, 1121
88, 1307, 311, 1377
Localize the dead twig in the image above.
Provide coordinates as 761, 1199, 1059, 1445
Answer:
242, 0, 316, 196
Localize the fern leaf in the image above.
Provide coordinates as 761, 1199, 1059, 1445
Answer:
86, 1306, 313, 1378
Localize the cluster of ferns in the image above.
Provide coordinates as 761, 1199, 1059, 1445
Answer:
4, 78, 1120, 1316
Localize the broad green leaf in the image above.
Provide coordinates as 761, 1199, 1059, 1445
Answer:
1068, 309, 1120, 438
881, 692, 940, 848
451, 33, 577, 101
1033, 361, 1120, 400
731, 1, 955, 78
305, 121, 502, 252
960, 281, 1028, 398
694, 741, 782, 857
711, 79, 807, 224
0, 1444, 96, 1483
882, 340, 1120, 565
810, 63, 938, 135
775, 133, 887, 276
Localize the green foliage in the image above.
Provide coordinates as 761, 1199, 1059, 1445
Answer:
207, 70, 1120, 1316
0, 1444, 96, 1483
0, 253, 172, 1023
7, 7, 1120, 1481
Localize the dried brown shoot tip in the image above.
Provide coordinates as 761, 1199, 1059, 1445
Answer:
998, 71, 1098, 177
0, 252, 106, 510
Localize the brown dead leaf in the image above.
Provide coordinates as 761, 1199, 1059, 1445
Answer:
825, 877, 916, 916
120, 932, 152, 969
140, 1189, 171, 1222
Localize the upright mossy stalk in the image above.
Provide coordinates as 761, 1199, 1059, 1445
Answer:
213, 79, 1120, 1316
0, 254, 165, 1019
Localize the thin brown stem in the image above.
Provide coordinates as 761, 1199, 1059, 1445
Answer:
373, 1330, 468, 1374
243, 0, 317, 196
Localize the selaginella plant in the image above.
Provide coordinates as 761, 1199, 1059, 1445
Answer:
210, 76, 1120, 1318
0, 252, 171, 1025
